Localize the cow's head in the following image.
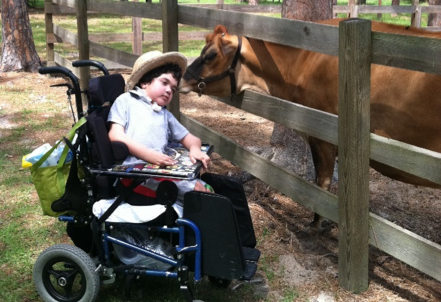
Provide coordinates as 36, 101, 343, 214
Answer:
179, 25, 242, 97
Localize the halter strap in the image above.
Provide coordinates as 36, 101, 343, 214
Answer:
186, 35, 242, 96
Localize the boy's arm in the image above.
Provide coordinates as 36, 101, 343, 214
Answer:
180, 133, 210, 168
108, 123, 177, 166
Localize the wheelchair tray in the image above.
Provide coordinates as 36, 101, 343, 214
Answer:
91, 144, 214, 180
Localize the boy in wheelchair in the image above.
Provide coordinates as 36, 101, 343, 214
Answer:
107, 50, 212, 220
33, 51, 259, 302
104, 51, 255, 243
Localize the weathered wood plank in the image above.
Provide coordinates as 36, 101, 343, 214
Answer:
421, 5, 441, 13
88, 31, 209, 43
180, 114, 339, 223
45, 0, 76, 14
182, 4, 281, 13
178, 6, 340, 56
54, 52, 78, 77
178, 6, 441, 75
212, 91, 338, 145
369, 213, 441, 282
89, 41, 138, 68
370, 134, 441, 185
372, 31, 441, 76
53, 24, 78, 45
53, 0, 76, 9
337, 19, 371, 293
87, 0, 162, 19
333, 5, 350, 14
211, 91, 441, 186
358, 5, 416, 14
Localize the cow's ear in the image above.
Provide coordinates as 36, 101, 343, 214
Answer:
214, 25, 228, 35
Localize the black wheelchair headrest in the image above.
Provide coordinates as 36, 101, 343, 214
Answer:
88, 74, 125, 108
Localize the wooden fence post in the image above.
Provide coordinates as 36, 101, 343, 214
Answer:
132, 0, 143, 55
75, 0, 90, 110
338, 18, 371, 293
348, 0, 358, 18
162, 0, 180, 119
44, 0, 55, 67
411, 0, 422, 28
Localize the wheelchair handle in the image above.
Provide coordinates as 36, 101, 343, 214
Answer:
39, 66, 84, 119
72, 60, 109, 76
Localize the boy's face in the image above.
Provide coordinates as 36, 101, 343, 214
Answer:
142, 73, 178, 107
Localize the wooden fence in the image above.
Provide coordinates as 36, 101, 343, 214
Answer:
44, 0, 441, 293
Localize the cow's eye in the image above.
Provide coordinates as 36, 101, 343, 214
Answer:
203, 52, 217, 63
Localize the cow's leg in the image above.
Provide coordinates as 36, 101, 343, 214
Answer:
308, 138, 337, 230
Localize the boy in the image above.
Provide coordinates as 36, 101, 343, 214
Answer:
107, 51, 256, 247
108, 51, 211, 210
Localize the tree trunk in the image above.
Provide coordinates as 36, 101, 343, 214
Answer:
282, 0, 333, 22
1, 0, 40, 72
428, 0, 441, 27
392, 0, 400, 5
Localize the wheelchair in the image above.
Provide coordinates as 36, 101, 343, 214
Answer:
32, 61, 260, 302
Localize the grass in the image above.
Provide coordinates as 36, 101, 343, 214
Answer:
0, 2, 435, 302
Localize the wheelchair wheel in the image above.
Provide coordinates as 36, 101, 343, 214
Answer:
33, 244, 100, 302
208, 276, 232, 288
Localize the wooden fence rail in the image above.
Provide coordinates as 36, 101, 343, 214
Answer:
45, 0, 441, 293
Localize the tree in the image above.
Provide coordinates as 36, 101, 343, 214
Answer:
428, 0, 441, 27
282, 0, 333, 22
1, 0, 40, 72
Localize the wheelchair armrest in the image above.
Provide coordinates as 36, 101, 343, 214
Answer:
111, 141, 129, 162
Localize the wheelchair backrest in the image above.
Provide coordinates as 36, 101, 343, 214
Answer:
84, 74, 128, 199
88, 73, 125, 109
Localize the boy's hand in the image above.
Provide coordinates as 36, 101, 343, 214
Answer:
150, 150, 178, 166
189, 149, 211, 169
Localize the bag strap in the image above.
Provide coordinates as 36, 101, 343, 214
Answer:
97, 178, 144, 225
31, 117, 87, 172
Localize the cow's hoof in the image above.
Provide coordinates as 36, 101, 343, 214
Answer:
308, 219, 329, 234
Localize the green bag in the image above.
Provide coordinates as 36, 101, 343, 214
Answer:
30, 118, 86, 217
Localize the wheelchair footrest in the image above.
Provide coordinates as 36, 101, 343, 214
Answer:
241, 260, 258, 281
243, 247, 260, 262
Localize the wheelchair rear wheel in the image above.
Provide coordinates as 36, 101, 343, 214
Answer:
33, 244, 100, 302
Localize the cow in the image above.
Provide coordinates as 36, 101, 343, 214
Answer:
179, 19, 441, 229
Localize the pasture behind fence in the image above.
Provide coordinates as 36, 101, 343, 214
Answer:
44, 0, 441, 293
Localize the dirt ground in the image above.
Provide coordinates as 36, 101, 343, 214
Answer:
6, 71, 441, 301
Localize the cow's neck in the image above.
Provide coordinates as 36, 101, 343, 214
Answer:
238, 37, 308, 102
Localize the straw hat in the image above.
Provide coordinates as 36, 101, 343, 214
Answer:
126, 51, 187, 91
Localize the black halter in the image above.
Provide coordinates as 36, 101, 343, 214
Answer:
186, 35, 242, 97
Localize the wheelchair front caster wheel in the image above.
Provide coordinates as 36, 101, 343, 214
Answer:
33, 244, 100, 302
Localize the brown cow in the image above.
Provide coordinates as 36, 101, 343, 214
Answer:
179, 19, 441, 228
